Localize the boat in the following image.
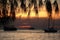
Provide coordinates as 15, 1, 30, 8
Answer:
44, 0, 58, 33
3, 25, 17, 31
44, 27, 57, 33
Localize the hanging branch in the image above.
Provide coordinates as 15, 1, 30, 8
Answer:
28, 2, 31, 16
20, 0, 27, 12
34, 0, 38, 15
45, 0, 52, 14
53, 0, 59, 14
10, 0, 16, 21
31, 0, 38, 15
34, 6, 38, 15
1, 0, 10, 25
39, 0, 43, 8
14, 0, 18, 8
45, 0, 52, 28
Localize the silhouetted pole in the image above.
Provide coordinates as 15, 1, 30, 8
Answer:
45, 0, 52, 28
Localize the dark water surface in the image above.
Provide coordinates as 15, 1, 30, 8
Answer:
0, 30, 60, 40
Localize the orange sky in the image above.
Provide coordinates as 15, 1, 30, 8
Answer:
15, 5, 60, 19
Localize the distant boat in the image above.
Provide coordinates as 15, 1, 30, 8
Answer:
4, 25, 17, 31
44, 27, 57, 33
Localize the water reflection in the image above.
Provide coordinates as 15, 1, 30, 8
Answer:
0, 30, 60, 40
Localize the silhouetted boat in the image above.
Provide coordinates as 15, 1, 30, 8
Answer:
44, 0, 57, 33
4, 25, 17, 31
44, 27, 57, 33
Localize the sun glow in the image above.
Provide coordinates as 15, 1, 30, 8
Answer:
15, 4, 60, 19
15, 0, 60, 19
16, 6, 49, 18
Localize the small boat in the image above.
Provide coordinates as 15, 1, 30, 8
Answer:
3, 25, 17, 31
44, 27, 57, 33
44, 0, 58, 33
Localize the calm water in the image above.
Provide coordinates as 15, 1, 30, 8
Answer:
0, 30, 60, 40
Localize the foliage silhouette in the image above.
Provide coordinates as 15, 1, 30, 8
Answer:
53, 0, 59, 14
0, 0, 17, 31
20, 0, 27, 12
45, 0, 52, 27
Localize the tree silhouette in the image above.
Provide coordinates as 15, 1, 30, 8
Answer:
20, 0, 27, 12
10, 0, 16, 21
45, 0, 52, 14
45, 0, 52, 28
28, 2, 31, 16
28, 0, 38, 16
1, 0, 7, 24
34, 6, 38, 15
31, 0, 38, 15
14, 0, 18, 8
53, 0, 59, 14
0, 0, 11, 29
0, 0, 17, 30
39, 0, 43, 8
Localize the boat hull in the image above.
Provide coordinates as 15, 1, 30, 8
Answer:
3, 26, 17, 31
44, 29, 57, 33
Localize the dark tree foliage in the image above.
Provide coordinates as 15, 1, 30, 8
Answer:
27, 0, 38, 16
31, 0, 37, 6
31, 0, 36, 4
45, 0, 52, 28
2, 8, 8, 17
0, 0, 17, 31
53, 0, 59, 14
0, 0, 9, 25
20, 0, 26, 12
1, 0, 7, 5
0, 0, 7, 17
34, 6, 38, 15
45, 0, 52, 14
28, 1, 32, 16
0, 10, 1, 15
10, 1, 16, 21
39, 0, 43, 7
31, 0, 38, 15
14, 0, 18, 8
